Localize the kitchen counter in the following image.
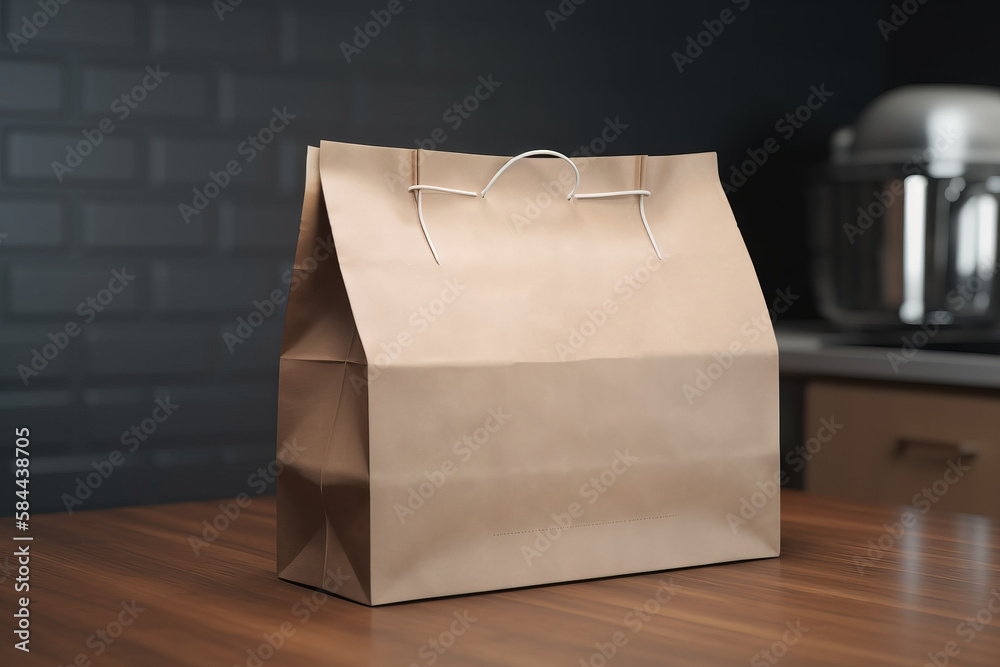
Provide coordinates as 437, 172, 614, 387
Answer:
9, 490, 1000, 666
777, 328, 1000, 389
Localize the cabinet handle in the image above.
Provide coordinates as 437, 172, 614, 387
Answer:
894, 438, 980, 459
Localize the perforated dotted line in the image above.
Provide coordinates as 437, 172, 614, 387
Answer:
493, 514, 678, 537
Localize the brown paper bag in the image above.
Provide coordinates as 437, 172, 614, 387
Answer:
276, 140, 779, 605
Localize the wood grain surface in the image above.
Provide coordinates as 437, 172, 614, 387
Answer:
3, 490, 999, 666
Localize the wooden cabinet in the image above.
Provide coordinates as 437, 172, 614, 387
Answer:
803, 380, 1000, 518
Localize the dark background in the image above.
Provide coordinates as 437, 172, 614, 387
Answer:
1, 0, 996, 512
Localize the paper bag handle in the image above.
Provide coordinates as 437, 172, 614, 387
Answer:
408, 149, 662, 264
481, 150, 581, 200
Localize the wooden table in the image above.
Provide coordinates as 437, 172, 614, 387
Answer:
5, 490, 999, 666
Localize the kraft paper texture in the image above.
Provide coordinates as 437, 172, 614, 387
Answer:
276, 141, 779, 605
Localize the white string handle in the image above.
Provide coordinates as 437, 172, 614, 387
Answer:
481, 149, 581, 200
408, 150, 662, 264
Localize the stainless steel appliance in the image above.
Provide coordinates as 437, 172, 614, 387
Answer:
810, 85, 1000, 328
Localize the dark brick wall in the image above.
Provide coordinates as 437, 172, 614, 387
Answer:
1, 0, 981, 512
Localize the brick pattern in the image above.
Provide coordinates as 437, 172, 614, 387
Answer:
6, 0, 136, 48
0, 0, 346, 512
0, 0, 888, 512
0, 60, 64, 112
81, 66, 210, 118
